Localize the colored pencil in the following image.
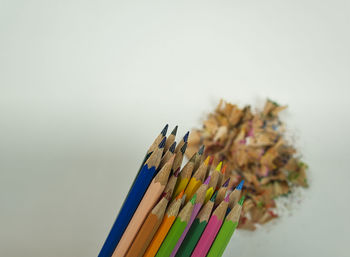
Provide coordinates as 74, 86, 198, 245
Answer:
227, 180, 244, 214
175, 192, 217, 257
155, 194, 197, 257
217, 164, 227, 188
98, 137, 165, 257
112, 147, 173, 257
164, 168, 180, 198
147, 124, 168, 154
164, 126, 178, 153
172, 142, 187, 173
170, 176, 210, 257
207, 196, 245, 257
193, 145, 205, 172
204, 162, 222, 203
191, 194, 229, 257
174, 131, 189, 154
184, 156, 209, 202
144, 192, 184, 257
215, 178, 230, 207
125, 196, 169, 257
159, 141, 176, 169
172, 153, 196, 199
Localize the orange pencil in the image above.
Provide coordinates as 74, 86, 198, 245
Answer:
112, 155, 175, 257
144, 192, 184, 257
125, 196, 169, 257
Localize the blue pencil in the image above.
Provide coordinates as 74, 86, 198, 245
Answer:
98, 136, 166, 257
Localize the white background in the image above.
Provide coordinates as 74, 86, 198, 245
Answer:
1, 0, 350, 256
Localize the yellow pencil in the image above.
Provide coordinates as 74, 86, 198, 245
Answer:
205, 162, 222, 203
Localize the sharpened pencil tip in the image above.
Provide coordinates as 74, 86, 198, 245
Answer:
204, 156, 210, 166
171, 125, 178, 135
210, 191, 218, 202
215, 162, 223, 172
221, 165, 227, 174
209, 156, 215, 165
169, 142, 177, 153
238, 196, 245, 205
204, 176, 211, 185
236, 180, 244, 190
183, 131, 190, 142
158, 137, 166, 148
224, 193, 230, 202
190, 194, 197, 204
222, 178, 230, 187
174, 168, 180, 177
198, 145, 205, 155
161, 124, 169, 136
180, 142, 188, 154
176, 190, 184, 200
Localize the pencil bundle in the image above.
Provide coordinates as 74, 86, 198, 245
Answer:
98, 125, 245, 257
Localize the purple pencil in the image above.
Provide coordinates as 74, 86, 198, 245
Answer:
190, 194, 229, 257
170, 176, 211, 257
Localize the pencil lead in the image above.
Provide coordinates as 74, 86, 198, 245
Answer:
161, 124, 169, 136
236, 180, 244, 190
171, 125, 178, 135
183, 131, 190, 142
204, 176, 211, 185
180, 142, 188, 154
215, 162, 223, 172
221, 164, 227, 174
224, 193, 230, 202
174, 168, 180, 177
190, 193, 197, 204
204, 156, 210, 166
198, 145, 205, 155
222, 178, 230, 187
158, 137, 166, 148
210, 191, 218, 202
169, 142, 177, 153
238, 195, 245, 206
209, 156, 215, 165
176, 190, 184, 200
160, 192, 167, 198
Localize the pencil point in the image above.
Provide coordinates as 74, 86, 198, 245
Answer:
161, 124, 169, 136
190, 194, 197, 204
174, 168, 180, 177
209, 156, 215, 165
210, 191, 218, 202
171, 125, 178, 135
222, 178, 230, 187
221, 164, 227, 174
236, 180, 244, 190
180, 142, 188, 154
183, 131, 190, 142
204, 156, 210, 166
176, 190, 184, 200
204, 176, 211, 185
169, 142, 177, 153
158, 137, 166, 148
215, 162, 223, 172
198, 145, 205, 155
238, 196, 245, 206
224, 193, 230, 202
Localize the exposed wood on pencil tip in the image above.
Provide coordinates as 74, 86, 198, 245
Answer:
169, 142, 177, 153
180, 142, 188, 154
158, 137, 166, 148
171, 125, 178, 135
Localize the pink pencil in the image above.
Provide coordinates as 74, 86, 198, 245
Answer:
190, 194, 229, 257
169, 176, 211, 257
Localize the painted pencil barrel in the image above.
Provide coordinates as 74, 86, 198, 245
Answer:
206, 220, 238, 257
175, 219, 207, 257
155, 218, 187, 257
98, 165, 156, 257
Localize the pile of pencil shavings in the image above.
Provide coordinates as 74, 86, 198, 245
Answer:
186, 99, 308, 230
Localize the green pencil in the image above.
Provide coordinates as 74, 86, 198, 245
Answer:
207, 196, 245, 257
155, 194, 196, 257
175, 192, 217, 257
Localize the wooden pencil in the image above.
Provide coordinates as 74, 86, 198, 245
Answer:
159, 141, 176, 169
175, 193, 217, 257
193, 145, 205, 172
125, 196, 169, 257
215, 178, 230, 207
172, 153, 196, 199
219, 164, 227, 187
155, 194, 197, 257
98, 136, 165, 257
164, 126, 178, 153
174, 131, 189, 154
191, 194, 229, 257
147, 124, 168, 154
204, 162, 222, 203
170, 176, 210, 257
144, 192, 184, 257
184, 156, 209, 202
112, 149, 174, 257
227, 180, 244, 214
172, 142, 187, 173
164, 167, 180, 199
207, 196, 245, 257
